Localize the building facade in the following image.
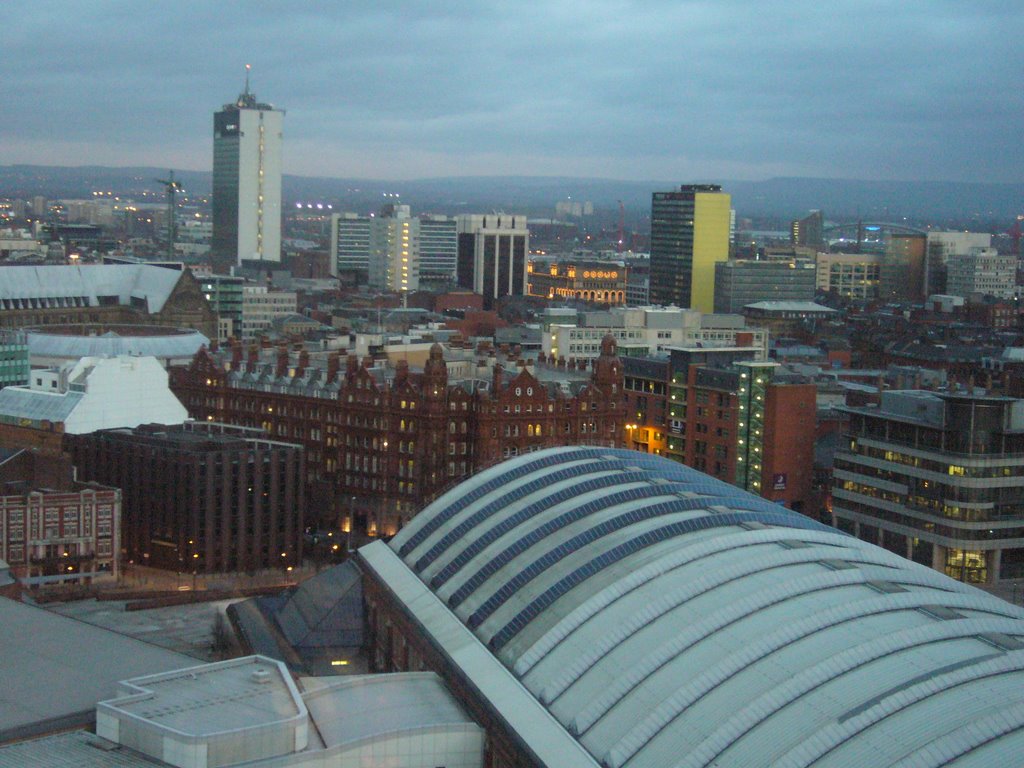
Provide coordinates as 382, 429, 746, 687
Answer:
416, 213, 459, 284
946, 247, 1016, 300
925, 231, 992, 296
713, 258, 816, 313
67, 422, 305, 574
649, 184, 731, 311
0, 331, 29, 389
527, 260, 627, 305
833, 390, 1024, 584
790, 209, 824, 249
329, 212, 372, 281
544, 306, 767, 362
212, 76, 284, 271
815, 251, 882, 300
241, 286, 298, 340
881, 232, 926, 302
456, 214, 529, 308
198, 274, 245, 341
169, 339, 625, 537
0, 450, 120, 585
329, 208, 458, 291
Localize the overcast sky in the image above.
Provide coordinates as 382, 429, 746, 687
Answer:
3, 0, 1022, 182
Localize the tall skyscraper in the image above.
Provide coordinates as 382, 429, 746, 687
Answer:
649, 184, 731, 311
212, 68, 283, 273
456, 214, 529, 309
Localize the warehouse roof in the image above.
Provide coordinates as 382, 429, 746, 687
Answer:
0, 264, 182, 313
372, 446, 1024, 768
0, 599, 193, 744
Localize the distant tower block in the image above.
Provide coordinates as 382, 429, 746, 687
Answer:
212, 65, 284, 273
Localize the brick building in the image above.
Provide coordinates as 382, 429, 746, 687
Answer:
0, 264, 217, 339
169, 337, 625, 537
624, 348, 816, 512
67, 423, 305, 574
0, 449, 120, 585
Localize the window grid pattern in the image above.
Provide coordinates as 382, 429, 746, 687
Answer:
398, 449, 604, 557
424, 464, 707, 581
450, 484, 701, 608
418, 463, 649, 574
486, 510, 830, 649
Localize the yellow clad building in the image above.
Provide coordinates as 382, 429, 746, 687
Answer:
649, 184, 731, 312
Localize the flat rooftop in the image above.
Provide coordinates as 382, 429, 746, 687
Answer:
103, 657, 302, 738
302, 673, 475, 748
0, 599, 193, 744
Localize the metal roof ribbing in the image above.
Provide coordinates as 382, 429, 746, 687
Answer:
377, 446, 1024, 768
0, 264, 182, 313
0, 387, 83, 423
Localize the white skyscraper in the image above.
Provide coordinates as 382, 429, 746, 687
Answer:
212, 68, 283, 272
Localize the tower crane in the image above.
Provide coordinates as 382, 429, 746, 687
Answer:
155, 170, 184, 261
617, 200, 625, 254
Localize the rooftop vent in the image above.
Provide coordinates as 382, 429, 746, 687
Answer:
251, 668, 272, 684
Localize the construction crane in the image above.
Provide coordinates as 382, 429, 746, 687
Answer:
617, 200, 625, 254
1008, 215, 1023, 257
155, 170, 183, 261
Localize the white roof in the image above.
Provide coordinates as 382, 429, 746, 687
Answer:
27, 328, 209, 360
0, 264, 182, 313
744, 301, 837, 312
303, 673, 478, 748
98, 656, 303, 738
379, 447, 1024, 768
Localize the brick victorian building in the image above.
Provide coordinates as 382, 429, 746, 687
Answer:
169, 336, 625, 537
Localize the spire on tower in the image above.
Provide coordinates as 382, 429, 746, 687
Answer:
236, 64, 257, 108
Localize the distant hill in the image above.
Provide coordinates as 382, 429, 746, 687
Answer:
1, 164, 1020, 223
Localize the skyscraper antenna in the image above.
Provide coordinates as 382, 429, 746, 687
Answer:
244, 64, 251, 96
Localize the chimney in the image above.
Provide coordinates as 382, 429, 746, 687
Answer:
276, 346, 289, 378
297, 350, 310, 377
231, 340, 243, 368
247, 345, 259, 373
327, 352, 341, 384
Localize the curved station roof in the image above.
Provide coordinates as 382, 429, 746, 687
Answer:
362, 447, 1024, 768
26, 325, 209, 361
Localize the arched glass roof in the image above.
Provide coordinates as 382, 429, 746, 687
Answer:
384, 447, 1024, 768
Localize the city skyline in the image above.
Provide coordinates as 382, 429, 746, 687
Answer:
2, 1, 1022, 184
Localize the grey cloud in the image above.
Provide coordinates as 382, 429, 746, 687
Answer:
1, 0, 1021, 182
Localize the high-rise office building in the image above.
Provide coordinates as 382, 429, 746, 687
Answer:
367, 204, 417, 293
456, 214, 529, 308
649, 184, 731, 311
329, 212, 372, 281
881, 232, 927, 302
790, 210, 825, 249
416, 214, 458, 284
329, 209, 457, 290
212, 69, 283, 273
925, 231, 994, 296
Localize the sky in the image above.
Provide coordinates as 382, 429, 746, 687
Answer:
3, 0, 1023, 183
